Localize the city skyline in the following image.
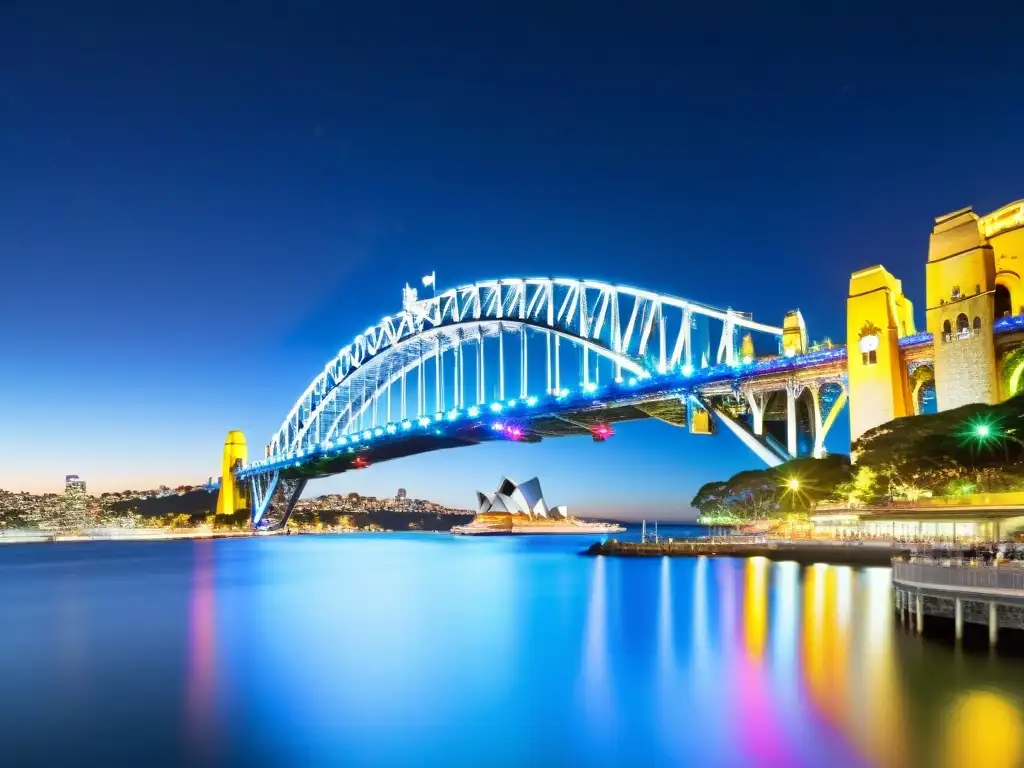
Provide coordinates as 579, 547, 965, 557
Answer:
3, 5, 1023, 520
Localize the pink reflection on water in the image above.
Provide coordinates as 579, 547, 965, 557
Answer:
735, 558, 793, 765
184, 541, 217, 762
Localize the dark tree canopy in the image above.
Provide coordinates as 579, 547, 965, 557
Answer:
694, 393, 1024, 521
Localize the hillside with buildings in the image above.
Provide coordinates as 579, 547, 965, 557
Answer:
0, 478, 469, 535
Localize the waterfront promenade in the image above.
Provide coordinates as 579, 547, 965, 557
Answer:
893, 556, 1024, 646
586, 536, 897, 566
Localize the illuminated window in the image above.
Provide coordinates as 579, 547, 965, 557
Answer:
859, 333, 879, 366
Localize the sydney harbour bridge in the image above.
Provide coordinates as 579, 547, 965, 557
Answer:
217, 198, 1024, 530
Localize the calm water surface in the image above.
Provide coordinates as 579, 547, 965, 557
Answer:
2, 531, 1024, 767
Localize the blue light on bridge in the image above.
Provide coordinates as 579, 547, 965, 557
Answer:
237, 343, 859, 480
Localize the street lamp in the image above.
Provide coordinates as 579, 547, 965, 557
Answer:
786, 478, 800, 491
970, 418, 1024, 447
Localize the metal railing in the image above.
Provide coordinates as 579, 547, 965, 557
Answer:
893, 560, 1024, 592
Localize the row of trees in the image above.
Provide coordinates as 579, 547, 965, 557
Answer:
691, 393, 1024, 522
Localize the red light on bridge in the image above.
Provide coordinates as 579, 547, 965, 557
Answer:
354, 457, 372, 469
592, 424, 613, 442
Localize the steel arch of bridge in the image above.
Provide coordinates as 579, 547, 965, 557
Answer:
265, 278, 784, 460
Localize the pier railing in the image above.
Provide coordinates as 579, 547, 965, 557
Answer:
893, 560, 1024, 592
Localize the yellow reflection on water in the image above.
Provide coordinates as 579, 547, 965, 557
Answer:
943, 691, 1024, 768
801, 565, 851, 735
744, 557, 768, 661
856, 567, 907, 768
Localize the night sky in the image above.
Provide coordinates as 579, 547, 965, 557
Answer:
2, 3, 1022, 518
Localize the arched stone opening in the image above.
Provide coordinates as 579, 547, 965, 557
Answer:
995, 283, 1013, 319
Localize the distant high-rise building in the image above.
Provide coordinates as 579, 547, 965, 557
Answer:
396, 488, 407, 500
63, 475, 88, 531
65, 475, 86, 496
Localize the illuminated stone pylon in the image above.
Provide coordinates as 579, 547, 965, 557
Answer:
846, 265, 916, 443
216, 430, 248, 515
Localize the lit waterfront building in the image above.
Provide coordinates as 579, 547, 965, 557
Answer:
809, 493, 1024, 542
453, 477, 621, 535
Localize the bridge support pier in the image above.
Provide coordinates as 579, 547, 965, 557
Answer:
955, 598, 964, 641
810, 383, 848, 459
915, 593, 923, 633
785, 383, 799, 457
989, 602, 999, 647
250, 470, 307, 530
745, 391, 768, 436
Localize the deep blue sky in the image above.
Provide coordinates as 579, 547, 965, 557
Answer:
2, 3, 1022, 518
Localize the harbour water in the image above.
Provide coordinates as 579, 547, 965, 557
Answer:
2, 530, 1024, 766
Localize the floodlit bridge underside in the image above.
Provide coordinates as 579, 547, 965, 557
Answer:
242, 278, 852, 528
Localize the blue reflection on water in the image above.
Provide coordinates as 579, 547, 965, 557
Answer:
1, 533, 1024, 766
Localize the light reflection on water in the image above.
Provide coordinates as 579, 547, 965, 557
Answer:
1, 534, 1024, 766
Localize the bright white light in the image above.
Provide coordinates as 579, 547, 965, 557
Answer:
490, 402, 504, 412
507, 399, 517, 407
742, 355, 753, 365
386, 424, 397, 433
362, 430, 372, 439
614, 376, 624, 384
681, 364, 694, 376
373, 428, 384, 437
785, 348, 796, 358
402, 420, 413, 430
447, 409, 459, 420
657, 362, 667, 374
628, 376, 638, 385
560, 388, 570, 397
640, 371, 651, 380
467, 406, 480, 417
418, 417, 431, 427
525, 396, 538, 406
584, 382, 597, 393
434, 412, 444, 422
338, 436, 348, 445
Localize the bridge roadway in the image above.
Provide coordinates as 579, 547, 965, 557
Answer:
240, 319, 964, 487
238, 342, 853, 483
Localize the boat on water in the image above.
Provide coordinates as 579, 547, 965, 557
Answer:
451, 476, 625, 536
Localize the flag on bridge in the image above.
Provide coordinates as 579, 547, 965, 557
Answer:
422, 272, 436, 288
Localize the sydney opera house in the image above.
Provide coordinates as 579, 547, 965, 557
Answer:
452, 477, 624, 535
